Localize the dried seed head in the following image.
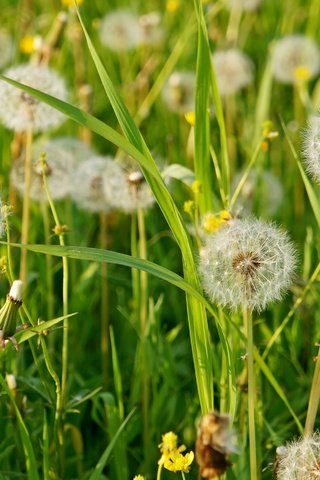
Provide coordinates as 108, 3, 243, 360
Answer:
198, 218, 296, 311
196, 411, 237, 479
0, 64, 68, 132
275, 433, 320, 479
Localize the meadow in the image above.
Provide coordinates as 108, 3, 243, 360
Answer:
0, 0, 320, 478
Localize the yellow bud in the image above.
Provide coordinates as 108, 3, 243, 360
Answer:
191, 180, 202, 194
219, 210, 231, 221
166, 0, 180, 12
184, 111, 195, 126
183, 200, 195, 214
293, 65, 311, 83
20, 35, 41, 54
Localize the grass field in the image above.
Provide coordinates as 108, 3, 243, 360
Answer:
0, 0, 320, 479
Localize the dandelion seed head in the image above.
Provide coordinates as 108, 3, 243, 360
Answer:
0, 64, 68, 132
276, 433, 320, 479
71, 156, 114, 213
271, 35, 320, 84
11, 138, 76, 201
212, 49, 253, 96
162, 71, 196, 114
52, 137, 95, 164
0, 31, 14, 70
231, 169, 283, 216
99, 10, 142, 52
198, 218, 296, 311
302, 115, 320, 182
139, 12, 164, 46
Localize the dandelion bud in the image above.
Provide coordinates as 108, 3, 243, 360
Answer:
198, 218, 296, 311
195, 411, 237, 478
0, 280, 23, 350
6, 373, 17, 392
275, 433, 320, 479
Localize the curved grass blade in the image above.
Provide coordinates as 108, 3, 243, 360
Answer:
16, 312, 77, 344
88, 408, 135, 480
0, 374, 40, 480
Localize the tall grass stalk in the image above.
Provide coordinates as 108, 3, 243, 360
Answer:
99, 212, 110, 390
19, 127, 33, 284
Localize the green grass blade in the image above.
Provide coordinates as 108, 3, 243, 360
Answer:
88, 408, 135, 480
0, 374, 40, 480
17, 312, 77, 344
42, 410, 49, 480
281, 118, 320, 228
193, 0, 213, 213
110, 327, 124, 420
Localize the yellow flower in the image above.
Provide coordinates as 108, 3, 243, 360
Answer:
166, 0, 180, 12
184, 111, 195, 126
293, 65, 312, 83
61, 0, 83, 6
133, 476, 145, 480
191, 180, 202, 194
183, 200, 195, 215
159, 431, 178, 453
162, 449, 194, 473
203, 211, 231, 233
20, 35, 42, 54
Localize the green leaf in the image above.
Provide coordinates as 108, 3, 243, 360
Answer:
88, 408, 135, 480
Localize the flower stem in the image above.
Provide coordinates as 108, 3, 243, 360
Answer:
243, 307, 258, 480
304, 345, 320, 436
156, 464, 163, 480
19, 127, 33, 284
99, 212, 109, 390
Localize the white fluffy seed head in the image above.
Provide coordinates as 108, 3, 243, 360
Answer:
70, 156, 114, 213
99, 10, 142, 52
103, 163, 155, 213
302, 115, 320, 182
231, 169, 283, 216
198, 218, 296, 311
271, 35, 320, 84
226, 0, 263, 11
139, 12, 165, 46
9, 280, 23, 302
0, 31, 14, 70
212, 49, 253, 96
51, 137, 95, 164
0, 64, 68, 132
276, 433, 320, 479
11, 138, 76, 201
162, 71, 196, 114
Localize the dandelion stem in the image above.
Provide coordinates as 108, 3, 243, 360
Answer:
99, 211, 109, 390
243, 307, 258, 480
40, 155, 69, 477
156, 464, 163, 480
304, 346, 320, 436
19, 127, 33, 284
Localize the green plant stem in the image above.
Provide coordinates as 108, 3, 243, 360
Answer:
304, 346, 320, 436
41, 203, 54, 321
243, 307, 258, 480
19, 127, 33, 284
40, 158, 69, 477
99, 212, 109, 390
156, 464, 163, 480
137, 207, 150, 469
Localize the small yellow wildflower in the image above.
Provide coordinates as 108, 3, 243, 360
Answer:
61, 0, 83, 6
183, 200, 195, 215
203, 211, 231, 233
163, 449, 194, 473
133, 476, 145, 480
184, 111, 195, 126
191, 180, 202, 194
166, 0, 180, 12
293, 65, 311, 84
159, 431, 178, 453
20, 35, 42, 54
